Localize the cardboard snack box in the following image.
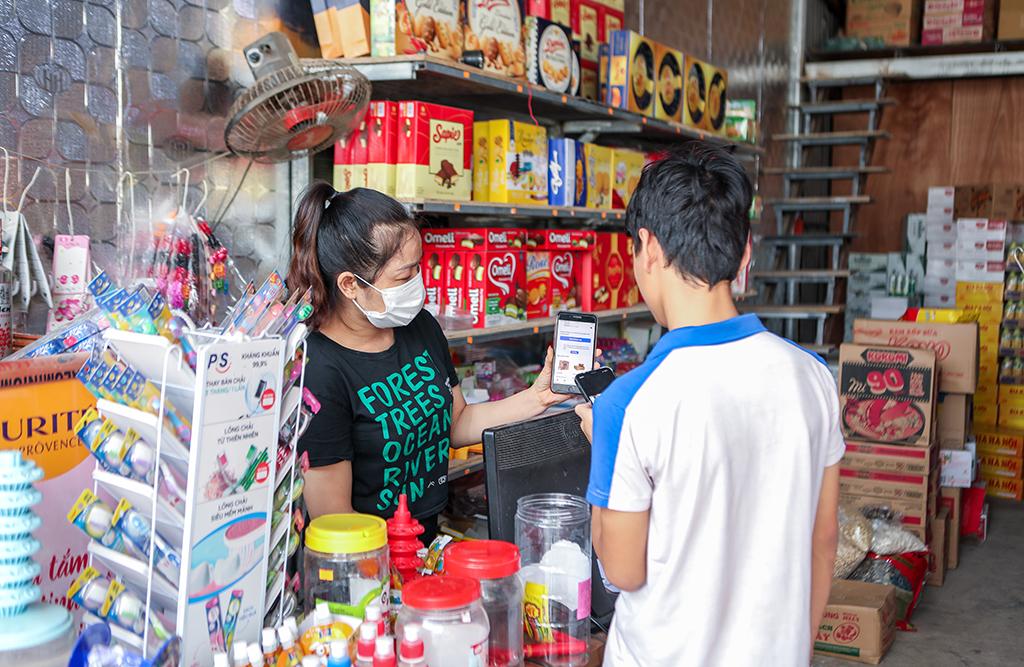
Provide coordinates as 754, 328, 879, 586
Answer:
701, 60, 728, 135
980, 473, 1024, 500
488, 120, 549, 205
584, 143, 613, 209
927, 507, 949, 586
608, 30, 656, 116
465, 0, 527, 78
421, 228, 460, 316
392, 0, 465, 61
975, 427, 1024, 457
653, 42, 683, 122
449, 228, 528, 328
839, 467, 931, 502
843, 441, 937, 476
814, 580, 897, 665
846, 0, 922, 46
395, 101, 473, 201
547, 138, 579, 207
524, 229, 594, 318
939, 448, 975, 487
940, 486, 961, 569
839, 344, 937, 447
936, 393, 971, 447
852, 319, 978, 394
524, 17, 573, 94
333, 134, 354, 193
582, 231, 631, 311
571, 0, 624, 100
978, 453, 1023, 479
597, 43, 610, 103
611, 148, 644, 210
366, 101, 399, 197
682, 55, 709, 129
472, 121, 490, 202
954, 184, 1024, 220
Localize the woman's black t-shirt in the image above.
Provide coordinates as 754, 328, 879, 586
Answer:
298, 310, 459, 519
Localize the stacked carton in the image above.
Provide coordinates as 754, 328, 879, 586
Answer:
847, 253, 909, 340
838, 343, 940, 542
975, 427, 1024, 501
924, 186, 957, 308
922, 0, 995, 46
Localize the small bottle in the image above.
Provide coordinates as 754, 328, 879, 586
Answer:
397, 624, 425, 667
327, 640, 353, 667
302, 658, 321, 667
372, 637, 396, 667
262, 627, 280, 664
214, 653, 231, 667
283, 616, 299, 639
248, 644, 267, 667
278, 625, 301, 667
365, 604, 387, 637
356, 622, 377, 667
232, 641, 250, 667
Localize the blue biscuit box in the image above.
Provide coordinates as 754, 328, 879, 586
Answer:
549, 138, 586, 207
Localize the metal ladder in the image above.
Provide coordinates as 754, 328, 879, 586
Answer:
742, 76, 892, 352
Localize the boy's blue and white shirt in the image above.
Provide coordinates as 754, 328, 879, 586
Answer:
588, 314, 844, 667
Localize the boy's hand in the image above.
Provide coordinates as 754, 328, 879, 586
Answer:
575, 402, 593, 443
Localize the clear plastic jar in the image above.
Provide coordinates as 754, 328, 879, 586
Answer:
444, 540, 523, 666
515, 494, 591, 666
303, 514, 390, 619
396, 576, 490, 667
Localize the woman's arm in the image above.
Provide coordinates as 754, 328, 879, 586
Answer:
303, 461, 354, 520
450, 347, 565, 447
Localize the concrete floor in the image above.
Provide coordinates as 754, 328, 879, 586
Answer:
814, 499, 1024, 667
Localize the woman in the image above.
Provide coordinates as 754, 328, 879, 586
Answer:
289, 182, 567, 542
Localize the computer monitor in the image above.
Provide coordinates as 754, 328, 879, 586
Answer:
482, 409, 617, 626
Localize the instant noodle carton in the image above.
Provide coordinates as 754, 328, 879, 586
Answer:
448, 228, 528, 328
814, 580, 896, 666
367, 101, 399, 196
525, 229, 595, 318
975, 426, 1024, 457
852, 319, 978, 394
607, 30, 655, 116
488, 120, 549, 205
653, 42, 683, 122
396, 101, 474, 201
838, 344, 937, 448
980, 473, 1024, 501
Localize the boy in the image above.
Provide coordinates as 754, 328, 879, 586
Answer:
576, 145, 842, 665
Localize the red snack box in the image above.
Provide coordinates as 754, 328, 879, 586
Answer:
451, 228, 528, 328
571, 0, 624, 99
333, 135, 355, 192
349, 113, 370, 190
367, 101, 399, 196
421, 228, 458, 316
583, 231, 630, 311
525, 229, 596, 318
395, 101, 474, 201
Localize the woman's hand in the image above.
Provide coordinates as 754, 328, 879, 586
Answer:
529, 346, 568, 409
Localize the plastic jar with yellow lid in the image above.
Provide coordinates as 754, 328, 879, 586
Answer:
303, 514, 390, 619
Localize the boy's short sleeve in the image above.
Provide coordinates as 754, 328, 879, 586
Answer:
824, 381, 846, 467
587, 395, 653, 512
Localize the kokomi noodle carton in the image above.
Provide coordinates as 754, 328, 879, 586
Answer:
839, 344, 937, 448
852, 319, 978, 394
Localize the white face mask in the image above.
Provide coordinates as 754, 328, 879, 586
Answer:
352, 272, 425, 328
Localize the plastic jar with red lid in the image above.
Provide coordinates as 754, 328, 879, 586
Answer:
396, 576, 490, 667
444, 541, 523, 667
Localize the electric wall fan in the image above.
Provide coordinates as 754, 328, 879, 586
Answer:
224, 32, 371, 164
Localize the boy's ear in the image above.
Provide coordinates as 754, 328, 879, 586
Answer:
738, 234, 753, 276
638, 228, 662, 272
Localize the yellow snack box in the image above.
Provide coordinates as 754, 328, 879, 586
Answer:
611, 148, 644, 210
488, 120, 548, 205
584, 143, 613, 209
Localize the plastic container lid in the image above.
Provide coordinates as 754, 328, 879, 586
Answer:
306, 514, 387, 554
402, 576, 481, 611
444, 541, 520, 580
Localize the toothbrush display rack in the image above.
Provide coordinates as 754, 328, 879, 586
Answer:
86, 326, 306, 666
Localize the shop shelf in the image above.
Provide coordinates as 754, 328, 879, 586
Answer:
270, 511, 290, 553
87, 542, 179, 612
999, 347, 1024, 359
400, 198, 626, 221
449, 453, 484, 479
443, 304, 651, 345
340, 55, 763, 155
82, 612, 145, 651
275, 450, 296, 488
804, 47, 1024, 82
93, 469, 186, 547
103, 330, 196, 414
97, 399, 191, 468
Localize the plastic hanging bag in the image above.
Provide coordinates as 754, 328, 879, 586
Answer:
834, 504, 873, 578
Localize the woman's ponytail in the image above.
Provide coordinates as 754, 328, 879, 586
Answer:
288, 182, 336, 329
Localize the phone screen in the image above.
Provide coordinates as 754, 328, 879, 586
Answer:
553, 317, 597, 390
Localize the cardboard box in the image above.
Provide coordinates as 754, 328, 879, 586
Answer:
839, 467, 932, 503
583, 231, 629, 311
852, 320, 978, 394
584, 143, 613, 209
597, 42, 610, 103
998, 384, 1024, 408
841, 488, 934, 539
926, 221, 957, 242
700, 61, 728, 135
928, 185, 955, 209
607, 30, 656, 116
333, 0, 371, 57
940, 449, 975, 487
999, 0, 1024, 40
923, 24, 986, 44
814, 580, 896, 665
981, 473, 1024, 500
843, 441, 936, 475
421, 228, 459, 316
681, 55, 709, 130
939, 486, 961, 567
487, 120, 548, 205
957, 217, 1008, 240
547, 138, 579, 207
937, 393, 971, 446
392, 0, 464, 61
979, 452, 1023, 478
472, 121, 490, 202
395, 101, 473, 201
525, 229, 594, 317
839, 344, 937, 447
610, 148, 644, 209
955, 185, 1024, 220
366, 101, 399, 197
524, 17, 573, 94
849, 252, 890, 273
846, 0, 922, 46
333, 134, 354, 193
956, 237, 1006, 262
653, 43, 683, 122
465, 0, 527, 77
312, 0, 343, 58
928, 507, 949, 586
974, 400, 998, 427
570, 0, 624, 99
446, 228, 527, 328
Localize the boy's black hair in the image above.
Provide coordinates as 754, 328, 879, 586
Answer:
625, 144, 752, 287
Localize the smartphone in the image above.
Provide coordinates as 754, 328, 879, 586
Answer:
551, 311, 599, 394
575, 367, 616, 404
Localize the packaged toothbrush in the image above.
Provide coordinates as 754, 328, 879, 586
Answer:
119, 288, 159, 335
67, 489, 126, 552
67, 567, 113, 615
111, 498, 182, 585
88, 271, 114, 300
119, 428, 156, 484
123, 369, 192, 442
225, 271, 284, 335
